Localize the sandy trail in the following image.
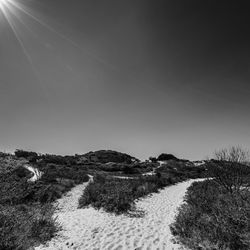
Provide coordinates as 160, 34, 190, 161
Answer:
24, 165, 43, 182
36, 179, 203, 250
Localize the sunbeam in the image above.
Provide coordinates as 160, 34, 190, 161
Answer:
0, 0, 7, 10
0, 0, 7, 11
5, 2, 38, 39
4, 2, 81, 80
1, 1, 49, 99
7, 0, 118, 72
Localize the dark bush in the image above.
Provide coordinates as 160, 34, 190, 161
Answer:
208, 161, 250, 193
157, 153, 178, 161
0, 204, 57, 250
149, 157, 157, 163
15, 149, 38, 160
98, 163, 125, 172
83, 150, 139, 164
12, 166, 32, 179
40, 155, 68, 165
123, 165, 141, 175
171, 180, 250, 250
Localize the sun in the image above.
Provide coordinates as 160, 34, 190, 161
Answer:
0, 0, 7, 10
0, 0, 10, 8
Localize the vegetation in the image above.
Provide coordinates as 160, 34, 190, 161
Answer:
37, 162, 90, 185
156, 160, 208, 180
79, 161, 207, 214
15, 149, 38, 162
0, 163, 89, 205
82, 150, 139, 164
171, 179, 250, 250
0, 154, 27, 175
0, 153, 90, 249
79, 174, 171, 214
2, 147, 227, 248
157, 153, 179, 161
208, 146, 250, 193
0, 204, 57, 250
171, 146, 250, 250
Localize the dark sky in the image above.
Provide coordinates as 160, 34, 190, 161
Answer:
0, 0, 249, 160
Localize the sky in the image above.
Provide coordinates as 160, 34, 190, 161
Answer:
0, 0, 249, 160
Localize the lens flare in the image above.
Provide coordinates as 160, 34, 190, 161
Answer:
0, 0, 7, 9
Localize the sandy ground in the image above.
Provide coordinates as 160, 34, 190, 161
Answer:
24, 165, 43, 182
36, 179, 202, 250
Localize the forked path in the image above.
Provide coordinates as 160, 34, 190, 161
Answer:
36, 179, 203, 250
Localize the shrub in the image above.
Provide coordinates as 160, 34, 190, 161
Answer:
15, 150, 38, 161
0, 204, 57, 250
171, 180, 250, 250
0, 153, 90, 250
0, 156, 27, 175
208, 161, 250, 193
79, 175, 174, 214
29, 204, 58, 243
79, 178, 133, 213
149, 157, 157, 163
0, 164, 89, 205
98, 163, 125, 172
12, 166, 32, 179
123, 165, 141, 175
156, 160, 207, 180
157, 153, 178, 161
83, 150, 139, 164
209, 146, 250, 193
38, 163, 89, 184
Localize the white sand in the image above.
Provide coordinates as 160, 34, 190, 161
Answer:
36, 179, 203, 250
24, 165, 43, 182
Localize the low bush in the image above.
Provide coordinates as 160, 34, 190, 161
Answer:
171, 180, 250, 250
40, 164, 89, 184
0, 153, 92, 249
0, 164, 89, 205
208, 161, 250, 193
123, 165, 141, 175
0, 204, 58, 250
97, 163, 126, 172
0, 162, 90, 249
83, 150, 139, 164
15, 149, 38, 160
156, 160, 207, 179
157, 153, 179, 161
79, 175, 173, 214
0, 155, 27, 175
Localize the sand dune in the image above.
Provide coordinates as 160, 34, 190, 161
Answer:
35, 179, 202, 250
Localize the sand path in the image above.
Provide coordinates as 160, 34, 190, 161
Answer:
36, 179, 202, 250
24, 165, 43, 182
